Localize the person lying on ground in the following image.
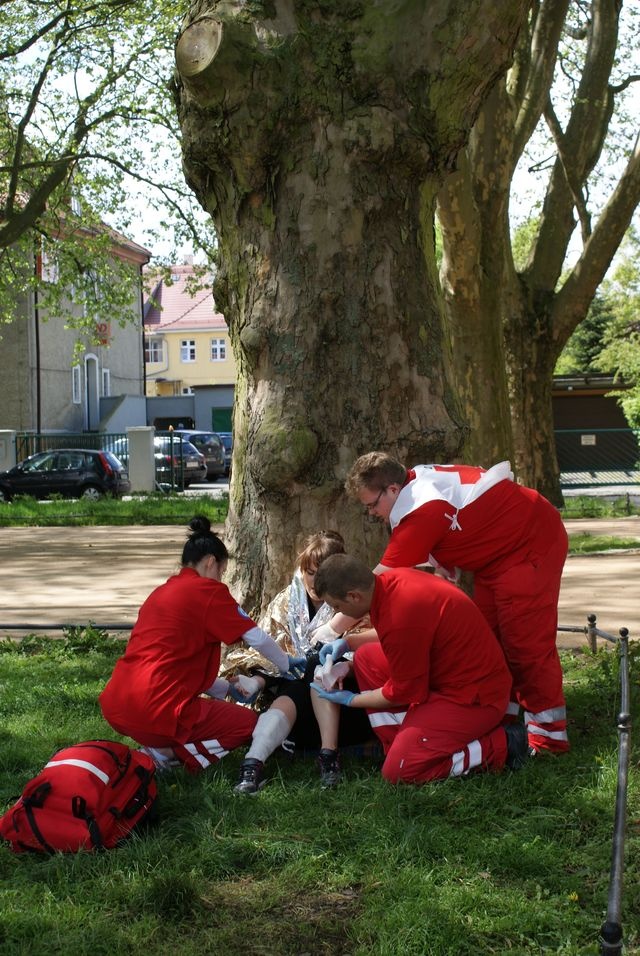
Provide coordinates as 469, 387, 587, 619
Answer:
221, 531, 377, 795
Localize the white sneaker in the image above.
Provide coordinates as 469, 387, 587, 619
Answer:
138, 746, 180, 772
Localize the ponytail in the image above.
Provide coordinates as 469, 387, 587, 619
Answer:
181, 515, 228, 567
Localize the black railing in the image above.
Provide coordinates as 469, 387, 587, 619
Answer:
558, 614, 632, 956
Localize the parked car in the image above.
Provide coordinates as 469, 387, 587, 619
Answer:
0, 448, 130, 502
112, 436, 207, 488
216, 431, 233, 476
171, 430, 226, 481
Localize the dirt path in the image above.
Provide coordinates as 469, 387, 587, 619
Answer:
0, 521, 637, 647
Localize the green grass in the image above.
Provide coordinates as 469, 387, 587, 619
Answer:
561, 495, 639, 519
568, 533, 640, 554
0, 491, 637, 532
0, 630, 638, 955
0, 493, 228, 526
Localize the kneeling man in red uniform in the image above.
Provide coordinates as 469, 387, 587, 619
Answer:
311, 555, 528, 784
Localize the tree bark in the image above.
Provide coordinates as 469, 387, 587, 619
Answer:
175, 1, 527, 612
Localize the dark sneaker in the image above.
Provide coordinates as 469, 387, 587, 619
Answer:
504, 723, 529, 770
317, 748, 342, 788
234, 758, 265, 795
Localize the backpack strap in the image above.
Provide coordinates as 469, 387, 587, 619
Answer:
22, 784, 56, 854
112, 764, 155, 821
71, 796, 104, 849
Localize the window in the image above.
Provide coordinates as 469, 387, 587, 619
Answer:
180, 339, 196, 362
210, 337, 226, 361
71, 366, 82, 404
41, 241, 59, 283
145, 338, 164, 363
181, 386, 194, 395
83, 269, 103, 318
102, 368, 111, 397
24, 452, 56, 473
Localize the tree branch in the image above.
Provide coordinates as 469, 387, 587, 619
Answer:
0, 0, 137, 61
512, 0, 570, 161
552, 133, 640, 346
526, 0, 621, 291
543, 97, 592, 242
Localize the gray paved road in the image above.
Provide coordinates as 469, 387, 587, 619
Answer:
0, 520, 637, 648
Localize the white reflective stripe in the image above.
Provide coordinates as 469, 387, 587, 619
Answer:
185, 740, 229, 765
449, 750, 465, 777
467, 739, 483, 770
505, 701, 520, 716
368, 710, 407, 729
527, 726, 569, 741
524, 707, 566, 724
44, 758, 109, 785
202, 738, 229, 759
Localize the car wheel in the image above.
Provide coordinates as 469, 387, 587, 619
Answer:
81, 485, 103, 501
0, 487, 11, 503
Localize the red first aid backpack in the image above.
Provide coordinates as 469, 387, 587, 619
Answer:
0, 740, 157, 854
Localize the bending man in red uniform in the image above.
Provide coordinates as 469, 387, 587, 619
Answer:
100, 515, 305, 774
311, 554, 528, 783
316, 453, 569, 755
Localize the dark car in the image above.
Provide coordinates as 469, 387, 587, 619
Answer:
216, 431, 233, 476
112, 436, 207, 488
172, 430, 226, 481
0, 448, 130, 502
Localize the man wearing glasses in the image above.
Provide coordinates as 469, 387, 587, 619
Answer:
315, 452, 569, 758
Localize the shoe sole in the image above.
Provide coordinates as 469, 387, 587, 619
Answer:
319, 775, 342, 789
233, 780, 267, 796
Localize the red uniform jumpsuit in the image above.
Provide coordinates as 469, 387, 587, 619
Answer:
353, 569, 511, 783
380, 462, 569, 753
99, 567, 258, 773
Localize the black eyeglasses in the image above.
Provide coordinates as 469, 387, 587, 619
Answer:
363, 487, 387, 513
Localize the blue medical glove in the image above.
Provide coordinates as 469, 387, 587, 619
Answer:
228, 684, 259, 705
318, 637, 348, 665
281, 654, 307, 680
310, 683, 356, 707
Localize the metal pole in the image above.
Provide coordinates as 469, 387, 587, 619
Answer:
169, 426, 175, 493
598, 628, 631, 956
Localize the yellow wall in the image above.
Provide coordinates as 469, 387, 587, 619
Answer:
145, 327, 236, 396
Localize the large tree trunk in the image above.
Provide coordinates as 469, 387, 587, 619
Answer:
503, 296, 563, 504
174, 1, 527, 613
437, 88, 518, 470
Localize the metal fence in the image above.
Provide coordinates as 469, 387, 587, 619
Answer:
15, 431, 127, 460
556, 429, 640, 488
558, 615, 632, 956
14, 431, 190, 491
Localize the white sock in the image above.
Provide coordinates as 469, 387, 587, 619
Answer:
245, 708, 292, 763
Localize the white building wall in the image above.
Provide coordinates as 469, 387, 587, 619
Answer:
0, 265, 146, 433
